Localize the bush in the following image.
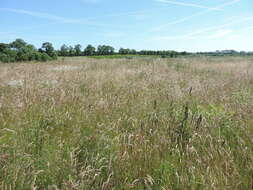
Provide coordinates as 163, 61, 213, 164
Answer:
0, 53, 11, 63
40, 53, 51, 62
0, 39, 57, 63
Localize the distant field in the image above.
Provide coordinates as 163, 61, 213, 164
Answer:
0, 56, 252, 189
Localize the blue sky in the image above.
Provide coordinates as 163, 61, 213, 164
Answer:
0, 0, 252, 51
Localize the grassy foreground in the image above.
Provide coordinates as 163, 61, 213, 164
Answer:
0, 56, 252, 189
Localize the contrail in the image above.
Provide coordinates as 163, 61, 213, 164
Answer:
0, 6, 150, 37
186, 17, 253, 38
154, 15, 253, 41
152, 0, 241, 32
0, 8, 124, 28
0, 8, 78, 23
155, 0, 223, 11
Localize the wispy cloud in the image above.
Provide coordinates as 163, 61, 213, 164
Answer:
153, 15, 253, 41
186, 16, 253, 38
0, 7, 124, 38
155, 0, 222, 11
0, 7, 158, 28
207, 29, 233, 39
152, 0, 241, 32
0, 8, 121, 29
0, 8, 78, 23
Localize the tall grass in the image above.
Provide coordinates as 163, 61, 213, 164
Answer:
0, 56, 252, 189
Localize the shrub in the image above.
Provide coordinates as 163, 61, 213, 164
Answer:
0, 39, 57, 63
40, 52, 51, 62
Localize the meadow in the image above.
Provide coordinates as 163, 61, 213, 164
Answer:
0, 56, 252, 190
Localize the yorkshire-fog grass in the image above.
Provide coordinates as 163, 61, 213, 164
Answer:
0, 56, 252, 189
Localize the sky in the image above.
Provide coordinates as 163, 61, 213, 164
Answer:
0, 0, 253, 52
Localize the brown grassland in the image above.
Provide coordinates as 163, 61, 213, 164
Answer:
0, 56, 252, 189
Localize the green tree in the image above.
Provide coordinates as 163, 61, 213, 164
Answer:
68, 46, 75, 56
74, 44, 82, 56
129, 49, 137, 54
97, 45, 114, 55
10, 39, 27, 49
0, 39, 53, 63
40, 42, 57, 59
0, 43, 9, 52
84, 45, 96, 56
59, 44, 69, 56
40, 52, 51, 61
119, 48, 131, 55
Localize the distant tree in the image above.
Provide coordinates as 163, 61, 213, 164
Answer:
0, 39, 55, 62
10, 40, 38, 62
130, 49, 137, 54
74, 44, 82, 56
97, 45, 104, 55
97, 45, 114, 55
10, 39, 27, 49
40, 42, 57, 59
59, 44, 69, 56
119, 48, 124, 55
107, 46, 114, 55
84, 44, 96, 56
181, 51, 187, 56
0, 47, 17, 62
119, 48, 130, 55
68, 46, 75, 56
0, 43, 9, 52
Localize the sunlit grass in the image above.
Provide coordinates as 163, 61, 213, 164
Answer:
0, 56, 252, 189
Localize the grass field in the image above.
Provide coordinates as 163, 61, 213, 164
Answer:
0, 56, 252, 189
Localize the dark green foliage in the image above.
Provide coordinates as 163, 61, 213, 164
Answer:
10, 38, 27, 49
0, 39, 57, 63
119, 48, 129, 55
138, 50, 180, 57
59, 44, 83, 56
119, 48, 137, 55
40, 53, 52, 62
40, 42, 57, 59
74, 44, 82, 56
97, 45, 114, 55
59, 44, 69, 56
0, 48, 17, 62
2, 39, 252, 62
68, 46, 75, 56
0, 43, 9, 52
57, 44, 216, 58
84, 44, 96, 56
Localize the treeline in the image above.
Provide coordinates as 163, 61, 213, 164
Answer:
0, 39, 57, 63
58, 44, 187, 57
58, 44, 115, 56
196, 50, 253, 56
58, 45, 253, 57
1, 39, 253, 63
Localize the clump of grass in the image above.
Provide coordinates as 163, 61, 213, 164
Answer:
0, 56, 252, 189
